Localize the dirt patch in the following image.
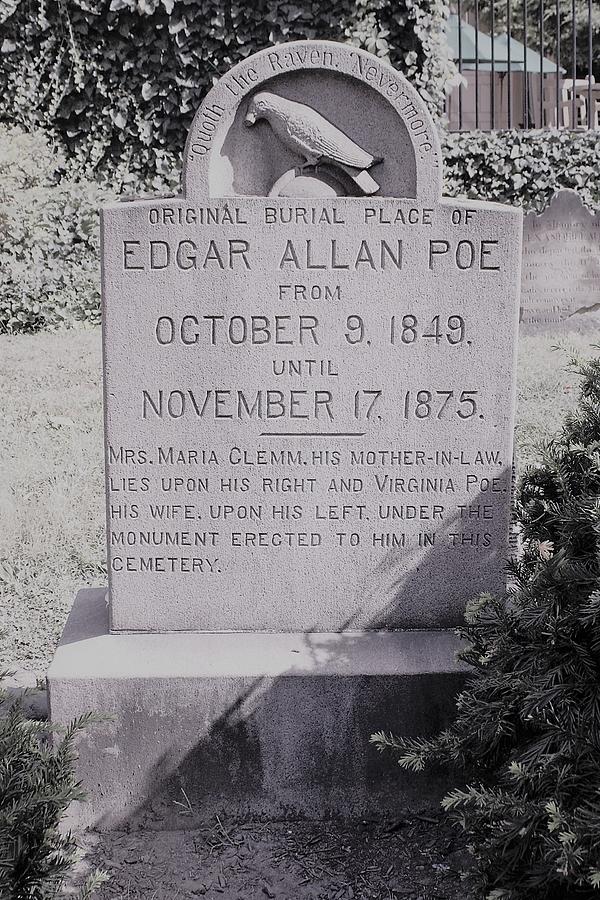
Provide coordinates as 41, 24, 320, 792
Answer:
76, 809, 478, 900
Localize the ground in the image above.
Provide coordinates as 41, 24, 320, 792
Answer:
0, 327, 595, 673
73, 809, 477, 900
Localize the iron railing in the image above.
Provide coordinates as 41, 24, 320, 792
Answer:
448, 0, 598, 131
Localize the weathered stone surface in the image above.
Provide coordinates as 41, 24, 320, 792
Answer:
182, 43, 442, 201
48, 589, 467, 828
520, 189, 600, 333
50, 42, 523, 827
102, 41, 522, 633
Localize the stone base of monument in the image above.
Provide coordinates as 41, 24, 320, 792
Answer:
48, 589, 468, 829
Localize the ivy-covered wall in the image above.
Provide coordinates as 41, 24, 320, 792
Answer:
0, 0, 454, 178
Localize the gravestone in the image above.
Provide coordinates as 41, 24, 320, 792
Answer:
48, 41, 522, 827
520, 189, 600, 333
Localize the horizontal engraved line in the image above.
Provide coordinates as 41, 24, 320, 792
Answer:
260, 432, 366, 438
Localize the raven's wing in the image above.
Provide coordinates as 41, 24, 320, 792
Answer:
287, 108, 377, 168
311, 125, 376, 168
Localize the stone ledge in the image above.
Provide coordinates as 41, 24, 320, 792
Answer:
49, 588, 468, 681
48, 589, 469, 829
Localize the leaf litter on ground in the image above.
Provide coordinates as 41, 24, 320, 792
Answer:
73, 807, 478, 900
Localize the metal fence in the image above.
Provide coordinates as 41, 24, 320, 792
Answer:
448, 0, 598, 131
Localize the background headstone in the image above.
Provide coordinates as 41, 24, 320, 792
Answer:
520, 190, 600, 333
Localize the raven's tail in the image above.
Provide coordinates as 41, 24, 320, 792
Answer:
352, 169, 380, 195
336, 162, 380, 194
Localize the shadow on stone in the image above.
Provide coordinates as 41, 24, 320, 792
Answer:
49, 484, 504, 829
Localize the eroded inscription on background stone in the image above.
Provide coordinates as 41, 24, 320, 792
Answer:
520, 190, 600, 332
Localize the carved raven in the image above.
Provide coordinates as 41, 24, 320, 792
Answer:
244, 91, 383, 195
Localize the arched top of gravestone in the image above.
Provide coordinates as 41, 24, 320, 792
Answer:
524, 188, 596, 224
182, 41, 443, 202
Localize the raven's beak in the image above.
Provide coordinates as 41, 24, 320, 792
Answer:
244, 111, 257, 127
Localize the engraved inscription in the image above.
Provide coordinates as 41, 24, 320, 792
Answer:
520, 190, 600, 331
103, 42, 520, 632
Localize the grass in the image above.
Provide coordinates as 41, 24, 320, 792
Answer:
0, 328, 597, 672
0, 329, 104, 671
514, 333, 597, 468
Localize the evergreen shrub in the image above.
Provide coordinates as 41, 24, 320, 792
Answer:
0, 674, 107, 899
373, 353, 600, 899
